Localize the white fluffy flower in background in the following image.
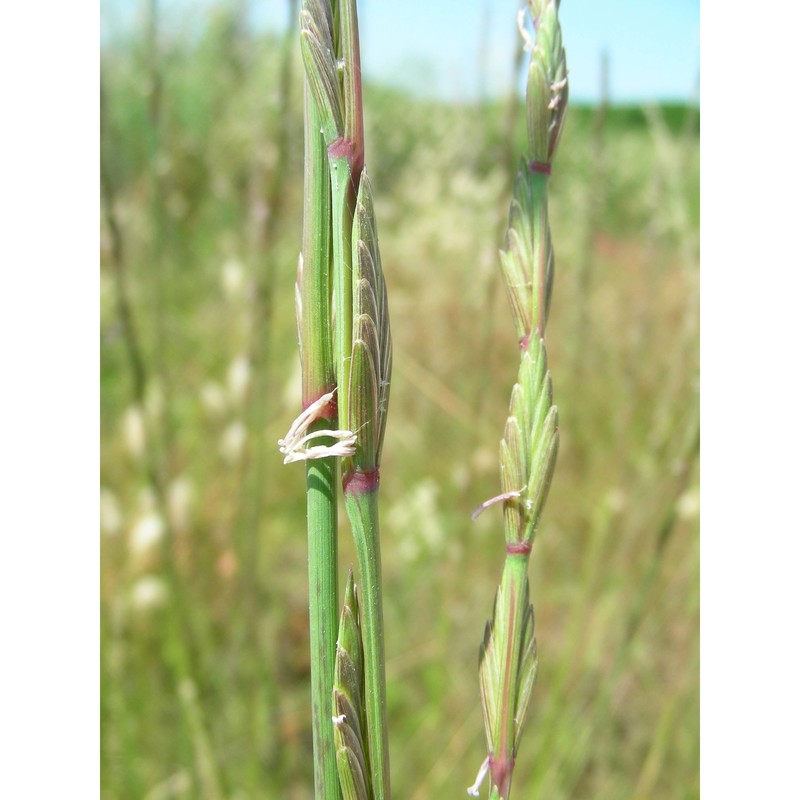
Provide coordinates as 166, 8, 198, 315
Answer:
122, 405, 146, 460
200, 381, 228, 418
168, 475, 194, 534
130, 575, 168, 612
677, 486, 700, 520
227, 355, 251, 405
221, 257, 246, 299
129, 507, 165, 557
607, 487, 627, 514
100, 488, 122, 536
388, 479, 444, 563
220, 420, 247, 463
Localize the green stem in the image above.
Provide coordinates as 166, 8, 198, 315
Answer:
344, 486, 390, 800
330, 157, 355, 426
302, 86, 340, 799
301, 91, 335, 401
529, 170, 550, 339
306, 449, 340, 800
491, 554, 529, 799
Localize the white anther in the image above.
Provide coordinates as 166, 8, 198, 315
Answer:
278, 390, 357, 464
467, 756, 491, 797
517, 9, 534, 52
471, 486, 527, 521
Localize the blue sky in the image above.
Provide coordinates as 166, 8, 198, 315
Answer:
356, 0, 699, 103
104, 0, 700, 104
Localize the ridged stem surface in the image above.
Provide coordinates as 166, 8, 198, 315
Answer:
344, 486, 390, 800
306, 448, 340, 800
302, 85, 341, 800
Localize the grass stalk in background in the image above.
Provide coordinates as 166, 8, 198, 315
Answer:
470, 2, 568, 797
236, 0, 299, 593
571, 49, 608, 377
282, 1, 392, 797
472, 12, 527, 424
144, 0, 175, 469
229, 4, 300, 781
101, 78, 160, 497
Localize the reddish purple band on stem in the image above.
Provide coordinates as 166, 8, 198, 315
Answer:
506, 541, 532, 556
527, 159, 552, 175
302, 389, 337, 421
343, 467, 380, 496
328, 136, 365, 184
490, 754, 515, 798
328, 136, 355, 160
519, 333, 531, 350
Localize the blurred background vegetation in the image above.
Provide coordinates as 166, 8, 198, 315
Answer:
100, 1, 699, 797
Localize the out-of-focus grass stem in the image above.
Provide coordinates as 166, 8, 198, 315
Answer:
101, 77, 161, 499
532, 413, 699, 799
571, 49, 608, 376
473, 18, 527, 422
144, 0, 177, 477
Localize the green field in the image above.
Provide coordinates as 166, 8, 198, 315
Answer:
101, 13, 699, 800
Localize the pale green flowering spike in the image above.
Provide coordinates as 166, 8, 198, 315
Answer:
527, 0, 569, 164
497, 340, 559, 548
475, 0, 567, 796
348, 170, 392, 474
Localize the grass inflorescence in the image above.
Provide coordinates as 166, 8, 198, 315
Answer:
471, 2, 568, 797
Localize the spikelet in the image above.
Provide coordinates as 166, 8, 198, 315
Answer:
527, 0, 569, 165
499, 338, 559, 548
299, 0, 343, 143
333, 570, 371, 800
478, 578, 538, 767
348, 170, 392, 473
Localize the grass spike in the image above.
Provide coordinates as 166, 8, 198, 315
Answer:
472, 1, 568, 797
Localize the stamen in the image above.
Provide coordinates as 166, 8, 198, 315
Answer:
278, 390, 357, 463
467, 756, 490, 797
516, 9, 534, 52
471, 487, 526, 521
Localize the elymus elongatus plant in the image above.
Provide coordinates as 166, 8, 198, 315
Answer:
469, 2, 567, 798
279, 0, 392, 797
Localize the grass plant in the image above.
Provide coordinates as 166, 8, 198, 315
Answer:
279, 1, 392, 797
470, 2, 567, 797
